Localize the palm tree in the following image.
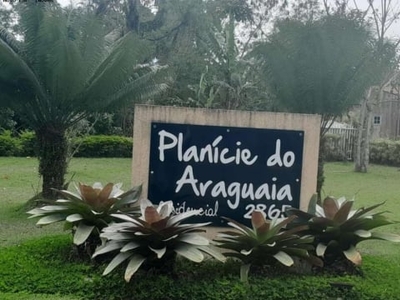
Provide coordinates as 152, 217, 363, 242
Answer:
0, 2, 168, 199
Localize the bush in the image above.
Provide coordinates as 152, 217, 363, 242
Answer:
370, 139, 400, 166
19, 131, 38, 157
321, 133, 344, 161
0, 130, 36, 157
27, 182, 141, 257
0, 131, 132, 157
72, 135, 132, 158
0, 131, 19, 156
0, 133, 133, 158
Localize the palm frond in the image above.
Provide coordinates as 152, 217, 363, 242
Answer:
0, 31, 48, 106
84, 32, 150, 93
1, 5, 169, 128
74, 14, 110, 81
0, 27, 21, 54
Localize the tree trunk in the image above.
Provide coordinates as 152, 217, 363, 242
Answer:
36, 125, 68, 199
354, 92, 373, 173
316, 135, 326, 204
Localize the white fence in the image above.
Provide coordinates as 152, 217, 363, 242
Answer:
326, 127, 358, 160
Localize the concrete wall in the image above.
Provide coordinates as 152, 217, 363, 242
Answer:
132, 105, 321, 212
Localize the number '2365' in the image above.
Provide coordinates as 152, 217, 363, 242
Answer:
244, 204, 292, 219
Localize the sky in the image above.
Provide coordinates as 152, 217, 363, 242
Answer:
56, 0, 399, 40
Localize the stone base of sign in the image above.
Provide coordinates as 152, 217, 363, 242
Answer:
133, 105, 321, 215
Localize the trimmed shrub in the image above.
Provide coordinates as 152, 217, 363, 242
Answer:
0, 133, 133, 158
72, 135, 133, 158
0, 131, 19, 156
370, 139, 400, 167
18, 131, 38, 157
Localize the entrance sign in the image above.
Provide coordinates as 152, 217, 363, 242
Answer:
132, 105, 321, 226
148, 122, 304, 225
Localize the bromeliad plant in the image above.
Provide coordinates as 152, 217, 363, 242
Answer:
27, 182, 141, 254
286, 196, 400, 267
215, 211, 322, 282
92, 199, 225, 282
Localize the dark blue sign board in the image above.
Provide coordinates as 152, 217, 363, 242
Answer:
148, 122, 304, 226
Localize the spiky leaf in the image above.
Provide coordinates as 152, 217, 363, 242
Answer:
343, 246, 362, 265
240, 264, 251, 283
103, 252, 132, 276
179, 233, 209, 246
92, 242, 125, 258
36, 214, 66, 225
316, 243, 327, 257
124, 255, 146, 282
273, 251, 294, 266
149, 246, 166, 259
66, 213, 83, 223
371, 231, 400, 242
74, 223, 95, 245
323, 196, 339, 219
175, 244, 204, 263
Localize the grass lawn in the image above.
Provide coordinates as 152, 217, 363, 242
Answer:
323, 162, 400, 258
0, 157, 132, 247
0, 158, 399, 299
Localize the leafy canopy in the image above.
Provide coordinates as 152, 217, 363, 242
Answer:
0, 2, 168, 130
0, 2, 169, 197
251, 15, 388, 129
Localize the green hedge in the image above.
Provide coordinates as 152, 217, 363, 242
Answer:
2, 131, 399, 165
370, 139, 400, 166
0, 132, 132, 158
323, 137, 400, 166
0, 130, 37, 157
0, 132, 19, 156
18, 131, 38, 157
72, 135, 132, 158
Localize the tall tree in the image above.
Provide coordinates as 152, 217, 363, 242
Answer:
252, 15, 379, 128
0, 2, 168, 198
194, 0, 255, 110
353, 0, 400, 172
251, 14, 386, 199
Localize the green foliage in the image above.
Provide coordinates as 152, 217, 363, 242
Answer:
86, 113, 123, 136
0, 235, 90, 296
0, 3, 168, 197
215, 212, 321, 282
0, 130, 19, 156
27, 183, 141, 252
1, 234, 400, 299
18, 130, 37, 157
370, 139, 400, 166
0, 108, 16, 131
7, 134, 399, 164
287, 196, 400, 266
3, 160, 400, 299
93, 199, 225, 281
72, 135, 132, 158
0, 292, 79, 300
322, 133, 348, 162
251, 14, 392, 130
0, 133, 132, 158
